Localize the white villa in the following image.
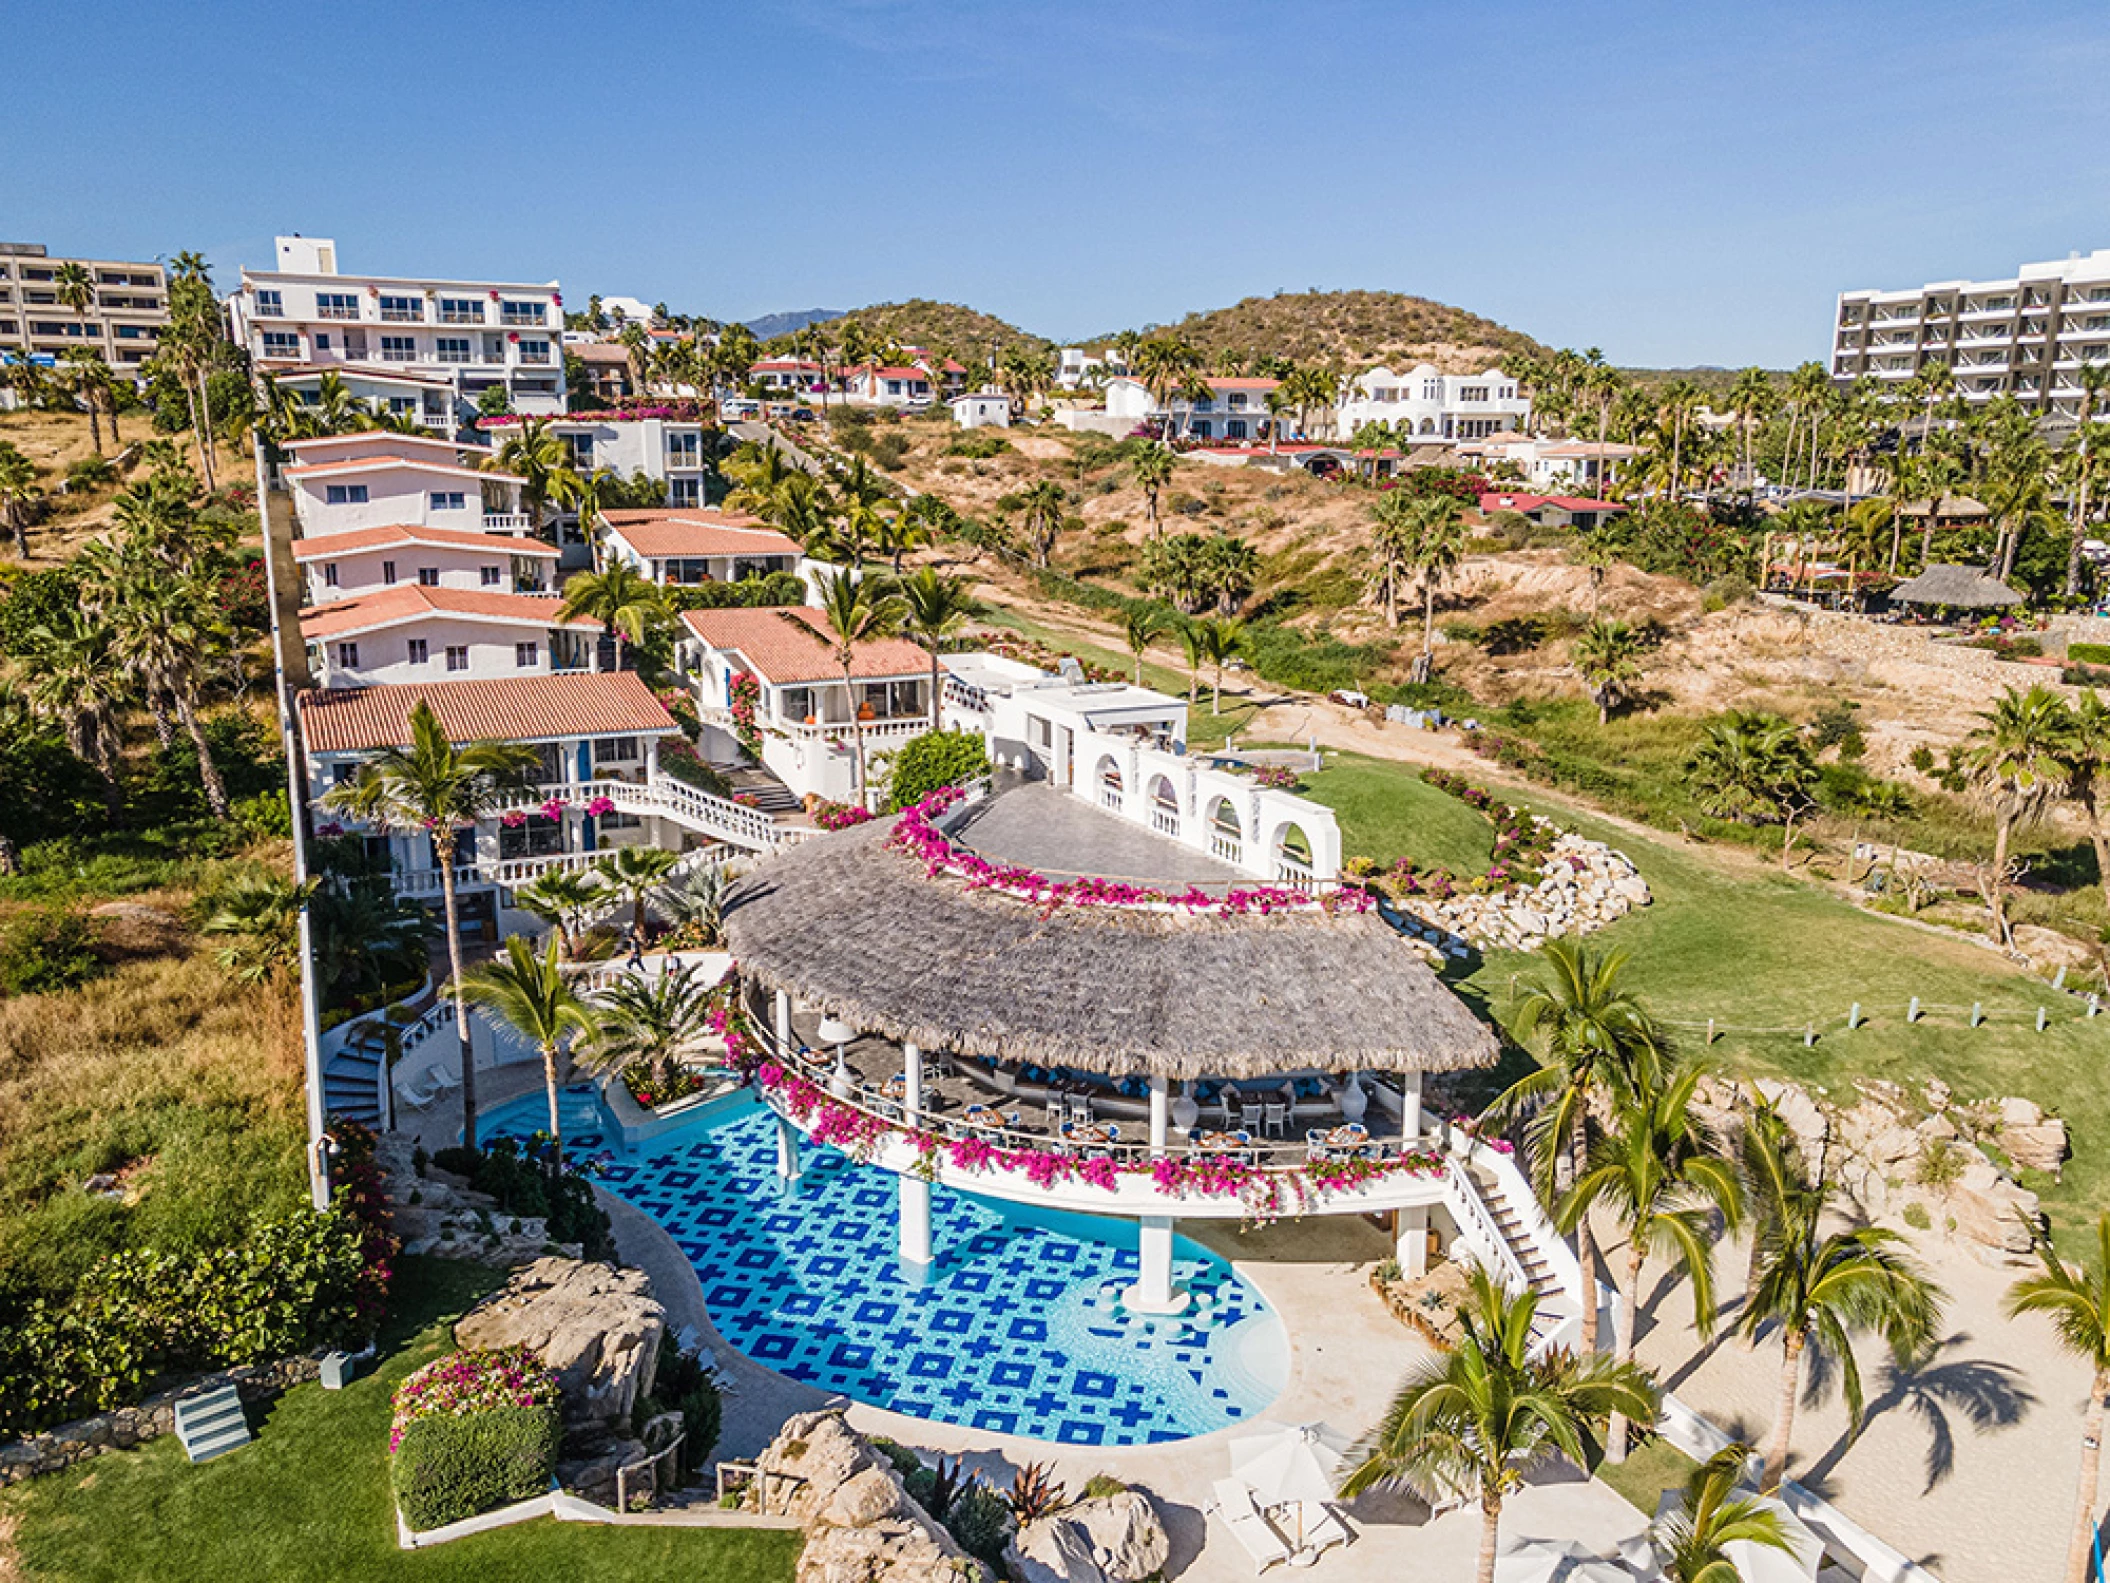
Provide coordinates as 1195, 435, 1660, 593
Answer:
1460, 432, 1639, 493
505, 413, 720, 508
292, 523, 561, 604
300, 586, 601, 689
599, 509, 804, 587
1103, 375, 1283, 441
280, 440, 532, 540
949, 391, 1011, 429
229, 235, 565, 428
1336, 363, 1529, 441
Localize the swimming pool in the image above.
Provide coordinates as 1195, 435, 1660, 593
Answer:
481, 1085, 1288, 1446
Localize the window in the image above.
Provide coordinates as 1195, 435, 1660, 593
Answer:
1227, 392, 1247, 409
1460, 386, 1489, 402
335, 642, 360, 669
254, 289, 283, 318
321, 562, 339, 588
379, 295, 421, 322
665, 432, 701, 464
500, 300, 545, 327
1191, 421, 1212, 438
669, 477, 702, 507
435, 337, 471, 363
418, 567, 440, 586
481, 565, 503, 586
1226, 420, 1248, 439
598, 810, 642, 831
429, 490, 466, 511
499, 816, 565, 860
515, 338, 550, 365
312, 333, 330, 352
438, 298, 482, 325
381, 559, 397, 585
324, 484, 369, 505
782, 686, 814, 723
261, 330, 299, 359
515, 642, 539, 668
1422, 380, 1442, 400
445, 645, 469, 672
592, 737, 641, 766
329, 763, 358, 788
407, 638, 429, 664
316, 292, 359, 320
379, 335, 415, 362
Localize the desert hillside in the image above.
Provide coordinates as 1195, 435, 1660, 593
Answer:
1094, 289, 1548, 371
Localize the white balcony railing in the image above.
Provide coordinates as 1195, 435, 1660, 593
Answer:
480, 513, 532, 532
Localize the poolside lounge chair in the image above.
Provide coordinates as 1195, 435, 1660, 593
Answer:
1211, 1478, 1293, 1574
1292, 1500, 1353, 1557
396, 1070, 440, 1109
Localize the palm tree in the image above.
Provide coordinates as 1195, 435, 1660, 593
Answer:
1193, 616, 1243, 714
2065, 363, 2110, 596
1734, 1088, 1818, 1346
558, 563, 666, 673
1015, 480, 1068, 568
1340, 1266, 1659, 1583
198, 871, 315, 984
812, 566, 908, 806
52, 261, 95, 353
1560, 1059, 1743, 1459
1366, 489, 1420, 629
1657, 381, 1703, 499
1491, 937, 1666, 1355
1961, 684, 2074, 945
594, 845, 684, 937
455, 935, 598, 1160
323, 702, 539, 1146
0, 443, 41, 560
1741, 1174, 1944, 1493
657, 860, 734, 946
513, 867, 608, 959
2066, 689, 2110, 923
485, 417, 574, 528
1129, 443, 1176, 538
1686, 711, 1819, 868
1403, 495, 1470, 683
579, 959, 719, 1093
1572, 619, 1645, 725
1179, 620, 1205, 708
60, 348, 108, 454
1123, 604, 1168, 685
1728, 367, 1776, 491
1651, 1443, 1804, 1583
19, 610, 129, 817
899, 567, 974, 726
2006, 1214, 2110, 1583
101, 572, 233, 816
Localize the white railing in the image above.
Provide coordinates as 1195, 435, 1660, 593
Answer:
481, 513, 532, 532
1151, 806, 1178, 836
1276, 852, 1314, 885
773, 716, 927, 746
1099, 783, 1123, 810
1441, 1158, 1533, 1295
489, 775, 803, 854
1210, 831, 1242, 864
395, 846, 608, 896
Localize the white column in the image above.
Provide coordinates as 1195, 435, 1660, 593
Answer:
1148, 1074, 1170, 1157
1124, 1215, 1189, 1315
774, 1115, 799, 1181
773, 988, 792, 1053
903, 1041, 923, 1126
899, 1176, 933, 1277
1401, 1070, 1424, 1144
1395, 1204, 1430, 1279
646, 735, 661, 781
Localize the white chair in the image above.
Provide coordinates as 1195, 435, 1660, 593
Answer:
1262, 1102, 1288, 1139
396, 1070, 439, 1109
1294, 1501, 1353, 1557
1211, 1479, 1293, 1574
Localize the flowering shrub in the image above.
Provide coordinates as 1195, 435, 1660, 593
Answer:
584, 795, 617, 818
1352, 770, 1561, 908
729, 673, 763, 759
811, 800, 875, 831
390, 1344, 560, 1452
538, 796, 568, 822
620, 1060, 712, 1110
975, 634, 1120, 683
500, 810, 527, 828
1248, 764, 1303, 791
886, 789, 1370, 917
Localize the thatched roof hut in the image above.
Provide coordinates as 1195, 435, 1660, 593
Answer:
1889, 563, 2022, 609
1896, 494, 1990, 522
722, 816, 1500, 1080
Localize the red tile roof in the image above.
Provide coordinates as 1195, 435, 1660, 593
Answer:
679, 605, 931, 686
601, 512, 802, 560
299, 586, 600, 640
281, 432, 485, 458
284, 456, 521, 484
1205, 377, 1282, 392
1478, 492, 1624, 514
298, 672, 675, 754
290, 524, 559, 561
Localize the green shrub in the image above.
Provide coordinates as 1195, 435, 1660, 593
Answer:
871, 433, 910, 469
1081, 1473, 1128, 1500
427, 1139, 612, 1259
869, 1437, 924, 1477
667, 572, 805, 611
650, 1339, 724, 1475
945, 1482, 1014, 1568
887, 729, 991, 811
0, 907, 103, 995
946, 432, 1010, 460
390, 1405, 561, 1531
2070, 642, 2110, 667
1902, 1202, 1932, 1231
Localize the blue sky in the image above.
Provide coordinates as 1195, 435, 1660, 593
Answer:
5, 0, 2107, 366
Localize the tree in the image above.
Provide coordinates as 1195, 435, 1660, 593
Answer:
1366, 489, 1420, 628
485, 418, 574, 528
1571, 619, 1645, 725
899, 567, 974, 727
1650, 1443, 1805, 1583
1728, 367, 1777, 491
1179, 620, 1204, 708
198, 871, 314, 984
0, 443, 41, 560
1657, 380, 1703, 500
52, 262, 95, 359
1686, 711, 1819, 868
2005, 1213, 2110, 1583
323, 703, 539, 1147
1129, 443, 1176, 538
813, 566, 908, 806
513, 867, 608, 959
103, 572, 233, 816
558, 563, 667, 673
456, 935, 597, 1161
1961, 684, 2073, 945
1015, 480, 1068, 568
1123, 604, 1169, 685
1340, 1266, 1659, 1583
1741, 1172, 1943, 1493
1491, 937, 1666, 1355
17, 609, 129, 818
1193, 616, 1243, 713
593, 845, 684, 937
1559, 1059, 1742, 1460
580, 959, 720, 1095
1403, 495, 1471, 683
2065, 689, 2110, 925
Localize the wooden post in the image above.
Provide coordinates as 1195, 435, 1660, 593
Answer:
1803, 1023, 1816, 1048
1908, 995, 1920, 1023
1970, 1001, 1983, 1027
1848, 1002, 1862, 1030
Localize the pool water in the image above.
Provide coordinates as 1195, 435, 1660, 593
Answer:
481, 1086, 1288, 1446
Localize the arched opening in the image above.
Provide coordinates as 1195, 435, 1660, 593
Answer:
1095, 756, 1124, 811
1272, 821, 1314, 887
1148, 774, 1179, 836
1207, 796, 1244, 864
1419, 417, 1437, 435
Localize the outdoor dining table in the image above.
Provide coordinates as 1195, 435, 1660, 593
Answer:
1062, 1122, 1120, 1146
1193, 1130, 1252, 1153
961, 1105, 1014, 1131
879, 1074, 908, 1103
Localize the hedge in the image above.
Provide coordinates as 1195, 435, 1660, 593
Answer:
2069, 641, 2110, 667
390, 1404, 562, 1531
886, 729, 991, 812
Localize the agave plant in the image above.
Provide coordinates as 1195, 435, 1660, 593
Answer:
1005, 1461, 1068, 1524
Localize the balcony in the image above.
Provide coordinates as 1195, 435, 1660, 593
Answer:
380, 308, 424, 323
439, 310, 485, 326
254, 302, 285, 318
377, 347, 417, 363
315, 305, 361, 321
516, 350, 552, 366
664, 451, 704, 470
480, 513, 532, 532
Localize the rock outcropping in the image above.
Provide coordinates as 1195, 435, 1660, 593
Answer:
1009, 1491, 1170, 1583
753, 1411, 984, 1583
1400, 827, 1651, 957
378, 1135, 581, 1267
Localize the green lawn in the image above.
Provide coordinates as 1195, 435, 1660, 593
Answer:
1292, 749, 1497, 875
1, 1258, 803, 1583
1594, 1438, 1699, 1515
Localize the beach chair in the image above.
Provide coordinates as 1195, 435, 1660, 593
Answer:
396, 1070, 440, 1109
1294, 1501, 1353, 1557
1211, 1478, 1293, 1574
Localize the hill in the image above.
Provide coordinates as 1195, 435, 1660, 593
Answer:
1619, 365, 1789, 398
744, 307, 844, 339
762, 299, 1050, 359
1093, 290, 1549, 372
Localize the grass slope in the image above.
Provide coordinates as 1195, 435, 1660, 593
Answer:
1095, 290, 1547, 371
1294, 751, 1496, 875
1, 1258, 804, 1583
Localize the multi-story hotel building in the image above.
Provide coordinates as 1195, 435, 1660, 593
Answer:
228, 236, 566, 431
1831, 248, 2110, 425
0, 242, 169, 373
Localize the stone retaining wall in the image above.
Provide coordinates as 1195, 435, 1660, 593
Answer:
0, 1353, 320, 1486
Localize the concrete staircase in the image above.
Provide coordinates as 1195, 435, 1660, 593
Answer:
725, 769, 802, 817
173, 1385, 252, 1463
322, 1023, 389, 1129
1463, 1161, 1575, 1348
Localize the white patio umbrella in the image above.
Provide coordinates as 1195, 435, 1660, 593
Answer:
1226, 1422, 1353, 1548
1492, 1537, 1635, 1583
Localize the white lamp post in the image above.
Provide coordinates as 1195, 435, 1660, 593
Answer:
817, 1015, 856, 1098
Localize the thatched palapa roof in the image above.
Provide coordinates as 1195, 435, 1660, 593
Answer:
1895, 494, 1990, 521
722, 817, 1499, 1081
1889, 563, 2023, 609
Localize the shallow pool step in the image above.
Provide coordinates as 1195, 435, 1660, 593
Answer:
173, 1385, 252, 1463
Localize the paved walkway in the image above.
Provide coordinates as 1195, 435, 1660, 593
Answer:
950, 781, 1243, 887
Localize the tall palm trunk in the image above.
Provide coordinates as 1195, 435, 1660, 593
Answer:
2083, 788, 2110, 926
438, 844, 478, 1147
1416, 578, 1438, 684
540, 1038, 565, 1164
1475, 1493, 1503, 1583
1989, 809, 2015, 945
146, 691, 176, 748
930, 650, 944, 729
1762, 1329, 1806, 1494
194, 365, 218, 491
174, 689, 230, 817
843, 663, 868, 809
1608, 1243, 1646, 1461
1568, 1109, 1603, 1353
84, 395, 102, 455
2064, 1371, 2109, 1583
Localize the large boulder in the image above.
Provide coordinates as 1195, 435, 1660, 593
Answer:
1009, 1491, 1171, 1583
753, 1412, 984, 1583
1945, 1157, 2041, 1254
455, 1256, 665, 1426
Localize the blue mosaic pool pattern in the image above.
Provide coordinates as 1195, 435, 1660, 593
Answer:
482, 1087, 1286, 1445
